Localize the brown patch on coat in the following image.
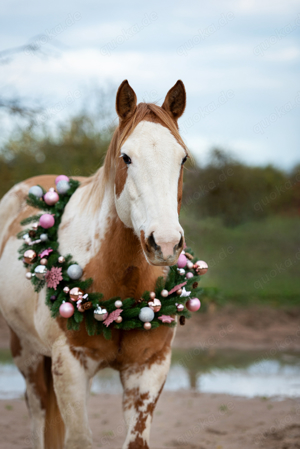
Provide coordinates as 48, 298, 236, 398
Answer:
52, 353, 64, 377
115, 147, 129, 197
128, 435, 148, 449
27, 358, 48, 410
9, 327, 22, 358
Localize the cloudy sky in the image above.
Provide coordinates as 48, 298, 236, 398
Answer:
1, 0, 299, 168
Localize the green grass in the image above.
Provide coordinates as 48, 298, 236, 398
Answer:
181, 214, 300, 306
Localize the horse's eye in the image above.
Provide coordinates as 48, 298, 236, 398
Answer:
122, 153, 132, 165
182, 155, 188, 165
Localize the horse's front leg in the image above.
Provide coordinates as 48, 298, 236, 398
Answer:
51, 339, 94, 449
120, 346, 172, 449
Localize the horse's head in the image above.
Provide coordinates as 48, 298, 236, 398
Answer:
110, 80, 188, 266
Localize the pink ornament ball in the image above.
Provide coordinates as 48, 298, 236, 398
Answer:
55, 175, 69, 185
59, 302, 74, 318
186, 272, 193, 279
44, 190, 59, 206
39, 214, 55, 229
186, 298, 201, 312
177, 253, 187, 268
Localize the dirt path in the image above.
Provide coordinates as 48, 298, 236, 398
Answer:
0, 305, 300, 448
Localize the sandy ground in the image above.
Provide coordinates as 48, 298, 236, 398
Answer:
1, 306, 300, 449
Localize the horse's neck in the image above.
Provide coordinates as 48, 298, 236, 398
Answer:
59, 169, 164, 299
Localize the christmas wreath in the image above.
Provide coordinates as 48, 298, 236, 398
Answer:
18, 176, 208, 339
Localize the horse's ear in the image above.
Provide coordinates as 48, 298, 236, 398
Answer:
162, 80, 186, 121
116, 80, 137, 121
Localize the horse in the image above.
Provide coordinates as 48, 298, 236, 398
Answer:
0, 79, 188, 449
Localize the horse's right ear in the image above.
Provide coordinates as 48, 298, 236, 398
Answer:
116, 80, 137, 121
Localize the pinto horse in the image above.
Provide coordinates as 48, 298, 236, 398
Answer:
0, 80, 188, 449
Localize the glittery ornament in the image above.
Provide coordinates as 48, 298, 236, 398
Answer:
158, 315, 174, 323
44, 189, 59, 206
177, 253, 187, 268
115, 316, 123, 324
186, 298, 201, 312
186, 272, 193, 279
34, 265, 47, 279
144, 322, 151, 330
161, 289, 168, 298
168, 282, 187, 296
58, 256, 65, 263
148, 298, 161, 313
176, 304, 184, 312
40, 233, 48, 242
149, 292, 156, 300
59, 302, 74, 318
23, 249, 36, 264
69, 287, 83, 301
45, 266, 63, 290
67, 264, 83, 280
94, 306, 109, 322
55, 175, 69, 185
56, 180, 70, 194
139, 307, 155, 323
114, 300, 123, 308
63, 286, 70, 294
40, 258, 47, 265
39, 214, 55, 229
194, 260, 208, 275
29, 185, 43, 198
39, 248, 53, 258
103, 309, 123, 326
25, 272, 32, 280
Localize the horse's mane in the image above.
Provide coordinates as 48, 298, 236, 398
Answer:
80, 103, 188, 213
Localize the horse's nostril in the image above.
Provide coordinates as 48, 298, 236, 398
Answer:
147, 233, 159, 251
176, 235, 184, 250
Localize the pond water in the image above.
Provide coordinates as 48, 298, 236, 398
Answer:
0, 348, 300, 400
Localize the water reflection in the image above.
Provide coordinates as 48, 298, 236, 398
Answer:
0, 348, 300, 399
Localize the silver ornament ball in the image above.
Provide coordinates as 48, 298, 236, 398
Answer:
58, 256, 65, 263
29, 185, 43, 198
161, 289, 168, 298
34, 265, 47, 280
25, 272, 32, 280
56, 180, 70, 194
94, 306, 108, 321
40, 233, 48, 242
178, 268, 185, 275
67, 264, 83, 280
139, 307, 155, 323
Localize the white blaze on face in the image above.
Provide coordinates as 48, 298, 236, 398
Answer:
114, 120, 185, 258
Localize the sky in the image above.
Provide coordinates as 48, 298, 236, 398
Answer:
0, 0, 299, 169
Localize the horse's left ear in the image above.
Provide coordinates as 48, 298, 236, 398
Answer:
162, 80, 186, 120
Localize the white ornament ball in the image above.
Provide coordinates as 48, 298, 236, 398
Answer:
34, 265, 47, 280
187, 261, 194, 270
40, 233, 48, 242
56, 180, 70, 194
178, 268, 185, 275
115, 300, 123, 308
94, 306, 108, 321
161, 289, 168, 298
25, 272, 32, 280
139, 307, 155, 323
29, 185, 43, 198
67, 264, 83, 280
